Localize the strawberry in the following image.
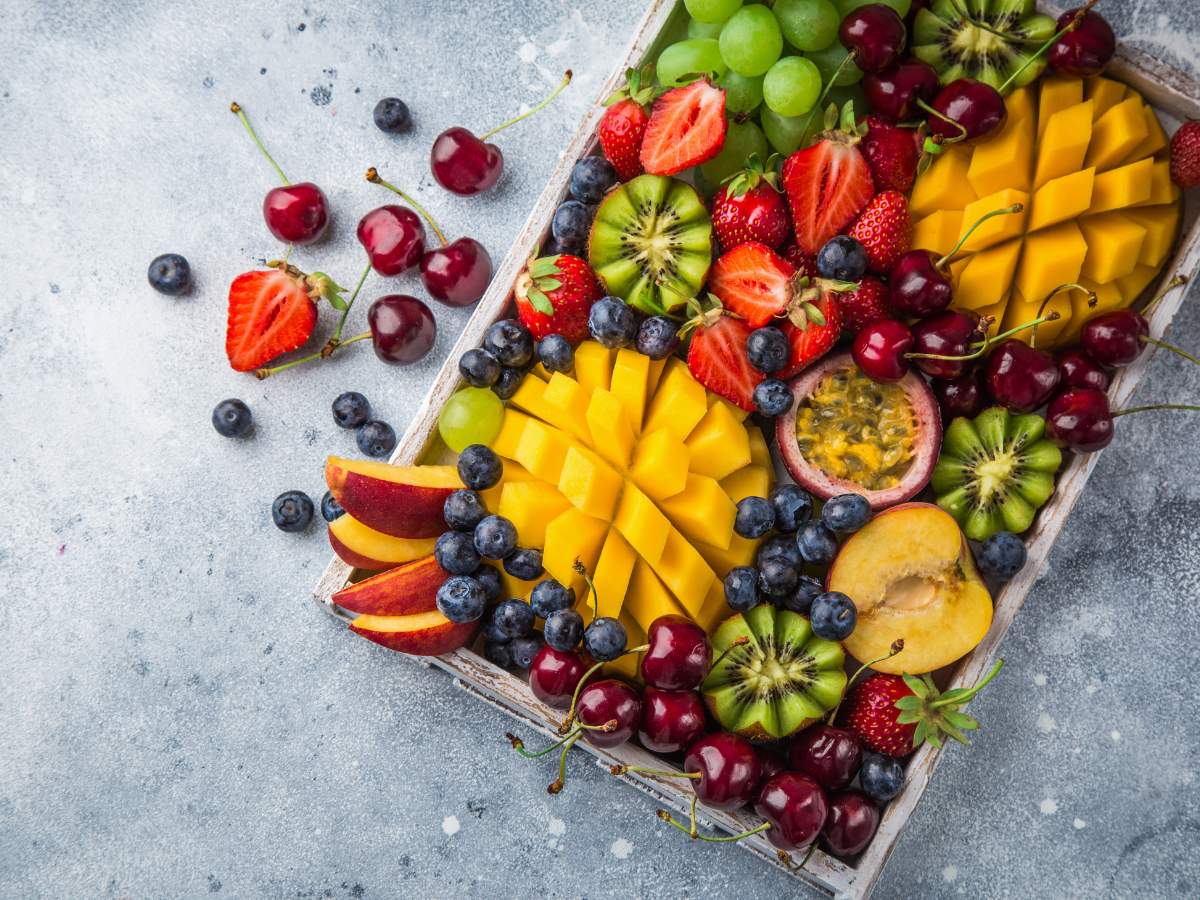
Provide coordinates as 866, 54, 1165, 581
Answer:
514, 254, 603, 344
1169, 119, 1200, 189
780, 243, 818, 279
778, 286, 843, 379
712, 153, 790, 251
225, 265, 328, 372
837, 276, 892, 335
782, 134, 873, 255
684, 298, 763, 411
707, 242, 797, 328
843, 660, 1004, 757
861, 116, 920, 194
640, 79, 727, 176
599, 67, 655, 182
848, 190, 911, 274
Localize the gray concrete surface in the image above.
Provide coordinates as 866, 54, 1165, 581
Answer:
1, 1, 1198, 897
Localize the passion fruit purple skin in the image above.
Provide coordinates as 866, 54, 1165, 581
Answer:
776, 352, 942, 511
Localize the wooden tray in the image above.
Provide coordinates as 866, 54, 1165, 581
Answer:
312, 3, 1200, 896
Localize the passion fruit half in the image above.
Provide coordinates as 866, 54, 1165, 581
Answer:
777, 352, 941, 510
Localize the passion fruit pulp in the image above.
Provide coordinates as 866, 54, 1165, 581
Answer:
777, 352, 942, 510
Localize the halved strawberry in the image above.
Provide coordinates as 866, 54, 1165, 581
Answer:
685, 301, 762, 411
778, 287, 843, 379
225, 268, 318, 372
782, 135, 874, 255
639, 80, 727, 177
707, 242, 797, 328
514, 254, 603, 344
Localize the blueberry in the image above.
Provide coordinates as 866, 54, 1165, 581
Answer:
734, 496, 776, 539
588, 296, 638, 348
569, 156, 617, 204
356, 420, 396, 457
474, 514, 517, 560
796, 521, 838, 565
509, 634, 543, 669
769, 484, 812, 532
483, 608, 510, 644
821, 493, 872, 533
435, 530, 482, 575
544, 608, 584, 651
148, 253, 191, 295
484, 640, 514, 668
332, 392, 371, 429
758, 533, 804, 569
782, 574, 823, 615
977, 532, 1027, 582
746, 326, 790, 374
457, 444, 502, 490
474, 565, 502, 603
493, 599, 535, 639
753, 378, 793, 417
550, 199, 591, 249
459, 348, 501, 387
483, 319, 535, 368
859, 751, 904, 802
724, 566, 760, 612
437, 576, 487, 623
816, 235, 868, 281
541, 237, 571, 257
504, 547, 544, 581
636, 316, 680, 360
537, 334, 575, 373
492, 366, 525, 400
320, 490, 345, 522
757, 556, 799, 599
444, 489, 486, 532
584, 616, 628, 662
211, 398, 253, 438
531, 578, 576, 619
272, 490, 314, 533
810, 591, 857, 640
373, 97, 411, 133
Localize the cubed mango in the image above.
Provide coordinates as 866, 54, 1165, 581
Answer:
721, 465, 771, 503
585, 388, 635, 470
650, 528, 716, 618
609, 348, 651, 434
1034, 100, 1093, 189
967, 86, 1034, 195
911, 209, 965, 258
909, 146, 974, 218
644, 358, 708, 441
542, 509, 608, 595
952, 239, 1023, 311
557, 445, 624, 521
1122, 205, 1181, 267
514, 419, 577, 484
1038, 76, 1084, 140
1088, 158, 1154, 214
1014, 221, 1088, 306
957, 188, 1029, 253
660, 474, 738, 551
1077, 213, 1146, 283
1028, 167, 1094, 232
1084, 98, 1148, 171
629, 427, 690, 501
685, 401, 752, 481
573, 341, 615, 394
612, 482, 671, 566
498, 480, 571, 548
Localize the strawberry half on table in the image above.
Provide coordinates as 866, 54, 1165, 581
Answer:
514, 253, 603, 344
712, 153, 790, 251
598, 66, 655, 182
225, 262, 344, 372
639, 79, 727, 177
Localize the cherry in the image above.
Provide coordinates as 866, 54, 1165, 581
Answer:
229, 102, 328, 245
1045, 387, 1113, 452
1057, 349, 1110, 392
1049, 6, 1115, 77
576, 678, 642, 748
367, 295, 437, 365
637, 688, 707, 754
528, 645, 589, 709
985, 339, 1060, 412
432, 72, 571, 196
683, 732, 763, 811
640, 614, 711, 691
863, 59, 940, 121
933, 367, 987, 420
852, 318, 914, 383
759, 748, 789, 785
838, 4, 907, 74
755, 772, 829, 851
925, 79, 1007, 145
911, 311, 984, 379
357, 206, 426, 276
789, 725, 862, 790
822, 791, 880, 857
1080, 309, 1147, 367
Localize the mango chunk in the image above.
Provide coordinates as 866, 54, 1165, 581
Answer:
911, 209, 964, 258
1088, 158, 1154, 214
909, 146, 974, 218
612, 482, 671, 566
625, 561, 688, 635
747, 424, 771, 468
514, 419, 577, 484
660, 474, 738, 552
499, 568, 539, 602
1123, 205, 1181, 267
557, 445, 624, 521
694, 532, 759, 578
1028, 168, 1095, 232
1034, 100, 1093, 189
953, 239, 1023, 311
1132, 159, 1181, 208
1077, 213, 1146, 283
967, 86, 1034, 195
609, 348, 652, 435
492, 408, 532, 459
585, 388, 635, 470
1114, 264, 1161, 303
1084, 98, 1149, 171
1125, 103, 1169, 162
957, 188, 1028, 253
1038, 76, 1084, 140
686, 401, 752, 481
650, 528, 716, 618
498, 481, 571, 548
721, 465, 771, 504
1001, 287, 1072, 348
1086, 75, 1126, 119
644, 358, 708, 441
542, 509, 608, 595
582, 529, 638, 621
709, 394, 750, 423
1013, 222, 1088, 310
696, 578, 732, 635
541, 373, 593, 444
629, 426, 691, 501
572, 341, 615, 395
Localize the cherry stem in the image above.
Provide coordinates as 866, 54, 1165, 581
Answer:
916, 98, 968, 143
1032, 282, 1093, 350
480, 70, 572, 141
1140, 336, 1200, 367
548, 731, 581, 794
365, 167, 448, 246
657, 800, 773, 844
611, 764, 702, 781
506, 729, 577, 759
229, 101, 289, 186
325, 261, 374, 353
1141, 274, 1188, 316
254, 331, 370, 380
558, 642, 649, 733
999, 0, 1101, 94
827, 639, 905, 725
907, 312, 1060, 363
936, 204, 1024, 269
929, 658, 1004, 709
1113, 403, 1200, 418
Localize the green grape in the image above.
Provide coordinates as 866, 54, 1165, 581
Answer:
438, 387, 504, 452
761, 106, 822, 156
685, 0, 743, 24
806, 41, 863, 86
836, 0, 910, 17
773, 0, 839, 52
718, 5, 783, 77
718, 70, 765, 114
699, 119, 769, 186
763, 56, 821, 117
687, 18, 725, 40
656, 38, 728, 86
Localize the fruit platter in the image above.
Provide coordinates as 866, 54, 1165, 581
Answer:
289, 1, 1200, 895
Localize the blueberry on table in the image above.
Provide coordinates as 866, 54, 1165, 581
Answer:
569, 156, 617, 204
474, 514, 517, 560
332, 392, 371, 429
485, 640, 514, 668
746, 326, 790, 374
821, 493, 872, 533
356, 420, 396, 457
504, 547, 544, 581
211, 398, 253, 438
588, 296, 638, 348
320, 490, 344, 522
636, 316, 680, 360
977, 531, 1027, 582
537, 334, 575, 373
769, 484, 812, 532
483, 319, 534, 368
753, 378, 793, 417
457, 444, 502, 490
810, 591, 857, 640
724, 566, 760, 612
796, 521, 838, 565
491, 366, 525, 400
544, 608, 584, 651
373, 97, 411, 133
735, 496, 776, 538
859, 751, 904, 802
148, 253, 191, 295
783, 574, 823, 615
757, 556, 799, 598
444, 489, 486, 532
436, 576, 487, 623
272, 490, 314, 533
550, 199, 591, 249
435, 530, 482, 575
493, 599, 536, 639
530, 578, 575, 619
459, 348, 502, 387
816, 235, 868, 281
473, 564, 502, 603
509, 634, 544, 669
584, 616, 628, 661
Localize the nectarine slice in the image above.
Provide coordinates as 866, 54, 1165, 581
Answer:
328, 514, 437, 570
350, 609, 478, 657
325, 457, 461, 538
333, 554, 445, 616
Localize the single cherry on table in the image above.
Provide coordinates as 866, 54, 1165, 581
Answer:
366, 295, 437, 365
357, 205, 426, 276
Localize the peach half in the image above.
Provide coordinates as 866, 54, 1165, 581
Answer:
333, 554, 446, 616
325, 457, 461, 538
827, 503, 992, 676
328, 513, 437, 570
350, 609, 478, 657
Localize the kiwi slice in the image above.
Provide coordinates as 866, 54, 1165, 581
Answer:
911, 0, 1056, 93
931, 406, 1062, 541
701, 604, 847, 742
587, 174, 713, 316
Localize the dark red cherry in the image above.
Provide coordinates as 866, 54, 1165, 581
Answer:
640, 614, 711, 691
984, 339, 1060, 412
852, 318, 915, 383
431, 127, 504, 196
822, 790, 880, 857
421, 238, 494, 307
911, 311, 982, 379
928, 79, 1007, 144
576, 679, 642, 748
528, 645, 588, 709
889, 250, 952, 318
263, 183, 329, 245
1080, 309, 1147, 367
1046, 387, 1114, 452
357, 206, 426, 276
683, 732, 763, 811
789, 726, 862, 790
367, 295, 436, 365
863, 59, 940, 121
759, 748, 789, 785
933, 367, 987, 420
1057, 349, 1111, 392
1049, 8, 1115, 77
637, 688, 706, 754
838, 4, 907, 74
755, 772, 829, 851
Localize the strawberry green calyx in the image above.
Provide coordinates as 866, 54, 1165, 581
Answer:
263, 259, 347, 307
679, 292, 734, 338
895, 658, 1004, 750
521, 255, 565, 316
786, 275, 856, 331
722, 152, 781, 198
605, 65, 656, 109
